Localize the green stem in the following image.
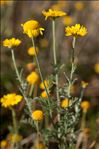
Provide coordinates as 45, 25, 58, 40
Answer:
31, 37, 50, 99
29, 84, 34, 97
11, 49, 22, 85
31, 37, 52, 118
52, 19, 60, 121
68, 36, 76, 98
11, 107, 18, 134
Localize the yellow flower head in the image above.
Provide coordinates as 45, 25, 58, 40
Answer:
3, 38, 21, 48
94, 63, 99, 74
0, 140, 7, 148
81, 101, 90, 112
40, 90, 48, 98
63, 16, 74, 26
42, 9, 66, 20
40, 80, 49, 90
26, 71, 39, 85
32, 110, 44, 121
8, 134, 22, 143
81, 81, 88, 89
74, 2, 84, 11
27, 46, 39, 56
65, 24, 87, 37
21, 20, 44, 38
61, 98, 71, 108
0, 93, 22, 108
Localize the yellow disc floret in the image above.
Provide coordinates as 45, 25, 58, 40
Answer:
65, 24, 87, 37
42, 9, 66, 20
0, 93, 22, 108
3, 38, 21, 48
26, 71, 39, 85
21, 20, 44, 38
32, 110, 44, 121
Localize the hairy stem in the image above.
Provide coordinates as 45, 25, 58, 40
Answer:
52, 19, 60, 121
68, 36, 76, 98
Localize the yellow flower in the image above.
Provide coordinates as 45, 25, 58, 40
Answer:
0, 140, 7, 148
81, 101, 90, 113
61, 98, 71, 108
65, 24, 87, 37
94, 63, 99, 74
42, 9, 66, 20
0, 93, 22, 108
26, 71, 39, 85
74, 2, 84, 11
3, 38, 21, 48
63, 16, 74, 26
32, 110, 44, 121
27, 46, 39, 56
8, 134, 22, 143
81, 81, 88, 89
40, 80, 49, 90
40, 90, 48, 98
21, 20, 44, 38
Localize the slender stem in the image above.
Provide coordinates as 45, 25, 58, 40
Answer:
31, 37, 52, 118
29, 84, 34, 97
68, 36, 76, 98
11, 49, 22, 85
31, 37, 50, 99
11, 107, 18, 134
52, 19, 60, 121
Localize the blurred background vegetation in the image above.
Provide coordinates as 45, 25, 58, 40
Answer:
0, 0, 99, 146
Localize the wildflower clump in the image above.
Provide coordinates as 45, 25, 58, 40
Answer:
32, 110, 44, 121
21, 20, 44, 38
0, 93, 22, 108
3, 38, 21, 48
81, 101, 90, 113
42, 9, 66, 20
26, 71, 39, 85
65, 24, 87, 37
